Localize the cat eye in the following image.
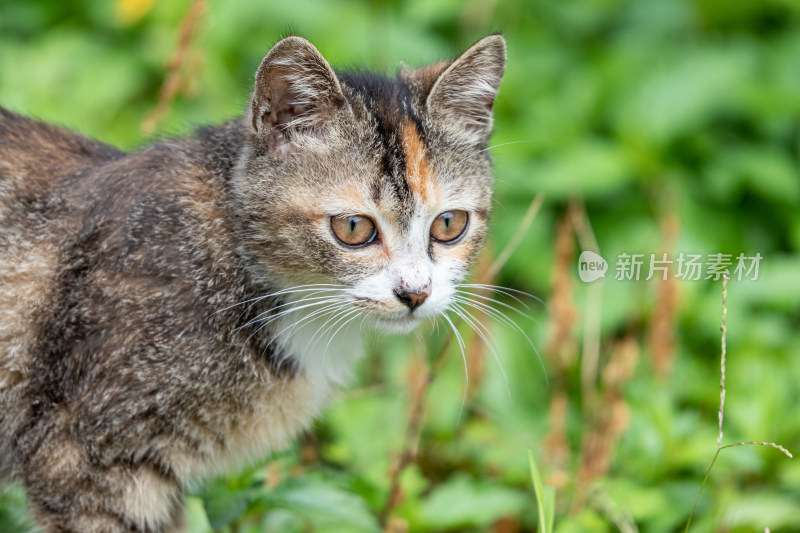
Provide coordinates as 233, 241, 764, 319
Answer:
430, 210, 469, 244
330, 215, 378, 247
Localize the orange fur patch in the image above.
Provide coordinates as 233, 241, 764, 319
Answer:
342, 185, 364, 206
414, 61, 450, 92
401, 121, 437, 204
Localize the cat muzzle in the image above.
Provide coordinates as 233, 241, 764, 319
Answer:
393, 288, 430, 312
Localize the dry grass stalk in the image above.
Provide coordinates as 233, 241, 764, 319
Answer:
490, 515, 521, 533
381, 341, 435, 529
684, 275, 792, 533
263, 460, 281, 490
568, 200, 603, 423
543, 392, 570, 490
563, 200, 641, 513
542, 209, 578, 491
718, 273, 728, 449
384, 517, 409, 533
140, 0, 207, 136
486, 193, 545, 280
648, 213, 679, 378
545, 211, 578, 372
577, 336, 639, 489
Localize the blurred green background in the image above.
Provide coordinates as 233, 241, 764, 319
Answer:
2, 0, 799, 531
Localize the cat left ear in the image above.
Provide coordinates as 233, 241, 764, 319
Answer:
426, 35, 506, 143
249, 36, 347, 154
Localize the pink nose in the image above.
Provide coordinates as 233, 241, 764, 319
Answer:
394, 289, 429, 312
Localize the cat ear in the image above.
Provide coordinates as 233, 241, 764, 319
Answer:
426, 35, 506, 143
249, 36, 347, 154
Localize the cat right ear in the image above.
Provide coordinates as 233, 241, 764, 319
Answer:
425, 35, 506, 145
249, 36, 347, 154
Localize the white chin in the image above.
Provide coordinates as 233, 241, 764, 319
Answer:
372, 314, 423, 334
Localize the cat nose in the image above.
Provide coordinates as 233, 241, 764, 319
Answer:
394, 288, 430, 312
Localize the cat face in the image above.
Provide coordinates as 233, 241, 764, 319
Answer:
232, 36, 505, 334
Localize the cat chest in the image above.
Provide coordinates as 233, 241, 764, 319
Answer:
177, 372, 329, 483
177, 304, 362, 483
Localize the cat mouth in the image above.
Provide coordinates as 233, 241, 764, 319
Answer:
372, 313, 423, 334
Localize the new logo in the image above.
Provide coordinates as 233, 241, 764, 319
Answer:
578, 250, 607, 283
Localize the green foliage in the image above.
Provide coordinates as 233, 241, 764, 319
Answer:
418, 474, 528, 530
530, 451, 555, 533
2, 0, 799, 531
0, 484, 35, 533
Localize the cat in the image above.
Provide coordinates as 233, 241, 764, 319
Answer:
0, 34, 505, 532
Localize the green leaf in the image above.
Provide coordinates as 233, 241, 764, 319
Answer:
529, 450, 555, 533
419, 474, 527, 530
185, 496, 212, 533
199, 478, 260, 531
256, 477, 380, 532
526, 140, 632, 199
720, 491, 800, 530
0, 484, 35, 533
614, 45, 754, 144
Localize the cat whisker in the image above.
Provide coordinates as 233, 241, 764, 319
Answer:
453, 295, 522, 330
457, 282, 531, 295
453, 297, 538, 346
279, 300, 350, 335
300, 306, 362, 371
303, 305, 359, 355
223, 285, 347, 328
322, 310, 363, 361
441, 312, 469, 423
237, 293, 347, 332
453, 292, 548, 385
264, 284, 347, 297
449, 303, 511, 398
457, 282, 532, 302
359, 310, 374, 332
458, 283, 549, 311
263, 303, 354, 368
268, 301, 352, 352
440, 141, 530, 182
245, 298, 349, 348
454, 289, 533, 317
215, 283, 346, 314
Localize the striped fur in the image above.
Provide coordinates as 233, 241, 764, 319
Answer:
0, 35, 505, 532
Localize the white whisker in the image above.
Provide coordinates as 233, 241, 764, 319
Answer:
450, 303, 511, 398
454, 289, 533, 317
252, 300, 348, 351
359, 310, 375, 332
453, 295, 538, 333
440, 141, 529, 182
323, 311, 362, 360
237, 293, 347, 332
441, 312, 469, 424
457, 283, 543, 308
270, 301, 351, 352
305, 306, 358, 355
306, 307, 362, 372
215, 283, 346, 315
454, 291, 549, 385
236, 295, 347, 335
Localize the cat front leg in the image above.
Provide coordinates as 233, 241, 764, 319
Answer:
18, 426, 185, 533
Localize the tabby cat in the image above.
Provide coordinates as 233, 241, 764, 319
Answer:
0, 34, 506, 532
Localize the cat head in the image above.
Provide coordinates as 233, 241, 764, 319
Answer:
232, 35, 505, 334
